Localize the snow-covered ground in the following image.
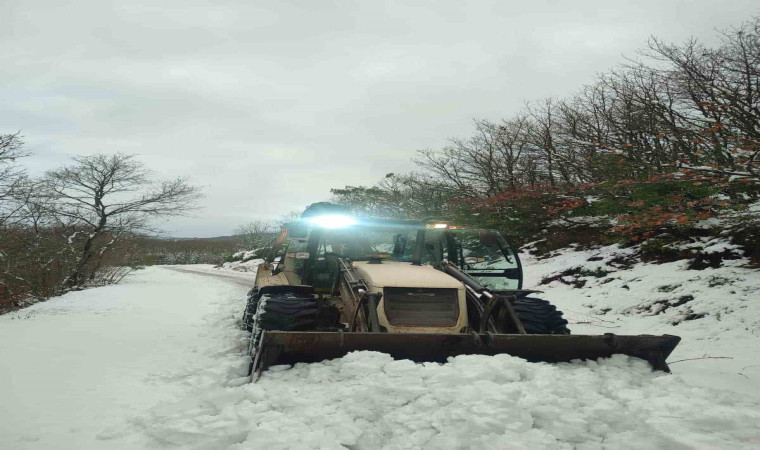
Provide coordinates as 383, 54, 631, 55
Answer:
0, 268, 251, 449
1, 258, 760, 449
522, 244, 760, 400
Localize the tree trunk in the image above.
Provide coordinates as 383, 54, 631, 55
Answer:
64, 233, 98, 289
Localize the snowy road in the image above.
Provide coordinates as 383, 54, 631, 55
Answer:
165, 265, 256, 288
0, 267, 250, 449
1, 265, 760, 449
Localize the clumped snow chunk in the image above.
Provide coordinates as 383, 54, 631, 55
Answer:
220, 250, 267, 272
139, 352, 760, 449
232, 250, 260, 261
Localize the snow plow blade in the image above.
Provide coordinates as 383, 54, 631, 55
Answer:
254, 331, 680, 376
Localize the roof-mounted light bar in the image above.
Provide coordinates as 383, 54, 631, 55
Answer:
306, 214, 357, 229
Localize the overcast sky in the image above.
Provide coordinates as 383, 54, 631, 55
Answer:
1, 1, 757, 237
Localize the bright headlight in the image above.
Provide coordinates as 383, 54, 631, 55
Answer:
427, 222, 449, 229
306, 214, 357, 228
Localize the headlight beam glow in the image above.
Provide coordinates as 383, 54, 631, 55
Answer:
306, 215, 358, 228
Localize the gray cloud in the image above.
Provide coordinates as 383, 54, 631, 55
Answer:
1, 0, 757, 236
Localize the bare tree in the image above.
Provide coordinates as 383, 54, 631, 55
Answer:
44, 154, 202, 289
0, 132, 30, 226
235, 220, 276, 250
524, 98, 561, 186
374, 172, 456, 218
0, 132, 27, 169
640, 20, 760, 179
415, 119, 523, 197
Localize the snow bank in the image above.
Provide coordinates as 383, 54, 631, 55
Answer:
521, 244, 760, 399
217, 258, 264, 272
219, 250, 266, 272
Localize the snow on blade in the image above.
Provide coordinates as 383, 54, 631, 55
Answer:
139, 352, 760, 450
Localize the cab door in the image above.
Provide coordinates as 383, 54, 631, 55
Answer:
448, 229, 522, 290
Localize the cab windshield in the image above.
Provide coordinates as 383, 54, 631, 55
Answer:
322, 226, 420, 262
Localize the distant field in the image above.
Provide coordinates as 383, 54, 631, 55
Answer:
133, 235, 245, 265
